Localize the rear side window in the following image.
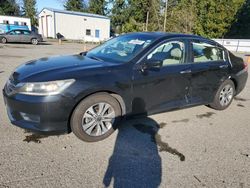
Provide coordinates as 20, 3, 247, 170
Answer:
192, 41, 225, 63
23, 30, 31, 35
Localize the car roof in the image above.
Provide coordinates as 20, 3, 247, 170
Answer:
125, 32, 211, 40
124, 32, 220, 47
9, 29, 30, 32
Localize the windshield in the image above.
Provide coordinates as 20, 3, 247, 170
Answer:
86, 34, 157, 63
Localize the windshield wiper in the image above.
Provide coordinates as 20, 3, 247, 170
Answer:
88, 55, 104, 62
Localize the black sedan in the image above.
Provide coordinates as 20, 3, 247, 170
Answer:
3, 32, 248, 142
0, 29, 43, 45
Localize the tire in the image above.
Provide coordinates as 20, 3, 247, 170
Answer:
1, 37, 7, 44
31, 38, 38, 45
70, 93, 122, 142
209, 79, 235, 110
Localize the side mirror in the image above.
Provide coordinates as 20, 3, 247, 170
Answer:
141, 59, 162, 72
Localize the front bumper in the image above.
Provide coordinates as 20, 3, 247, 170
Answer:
3, 90, 75, 133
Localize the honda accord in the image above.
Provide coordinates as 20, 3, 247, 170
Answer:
3, 32, 248, 142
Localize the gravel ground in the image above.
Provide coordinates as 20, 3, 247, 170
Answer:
0, 42, 249, 188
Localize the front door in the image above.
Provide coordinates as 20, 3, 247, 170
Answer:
132, 40, 192, 115
6, 30, 18, 42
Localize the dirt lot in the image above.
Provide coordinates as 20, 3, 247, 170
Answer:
0, 42, 249, 188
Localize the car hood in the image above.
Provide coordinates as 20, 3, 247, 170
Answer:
10, 55, 109, 82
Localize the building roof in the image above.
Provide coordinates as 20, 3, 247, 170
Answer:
39, 8, 110, 20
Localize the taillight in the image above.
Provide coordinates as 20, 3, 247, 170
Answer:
244, 62, 248, 71
244, 55, 249, 71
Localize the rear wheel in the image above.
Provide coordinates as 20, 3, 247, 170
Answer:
70, 93, 122, 142
209, 80, 235, 110
31, 38, 38, 45
1, 37, 7, 44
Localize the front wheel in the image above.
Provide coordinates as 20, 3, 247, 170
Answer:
1, 37, 7, 44
70, 93, 122, 142
209, 80, 235, 110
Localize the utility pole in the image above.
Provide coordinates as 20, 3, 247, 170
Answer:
146, 11, 149, 31
163, 0, 168, 31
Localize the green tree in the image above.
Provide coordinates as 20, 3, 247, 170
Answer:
64, 0, 87, 12
163, 0, 245, 38
111, 0, 128, 33
193, 0, 245, 38
226, 0, 250, 38
0, 0, 20, 16
121, 0, 148, 32
88, 0, 107, 15
22, 0, 38, 26
165, 0, 196, 34
111, 0, 163, 33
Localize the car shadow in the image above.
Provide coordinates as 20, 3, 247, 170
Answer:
103, 117, 185, 188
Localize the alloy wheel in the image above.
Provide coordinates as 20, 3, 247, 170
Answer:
82, 102, 115, 137
31, 39, 38, 45
219, 84, 233, 106
2, 38, 7, 43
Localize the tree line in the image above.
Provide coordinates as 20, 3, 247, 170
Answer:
64, 0, 250, 38
0, 0, 38, 26
1, 0, 250, 38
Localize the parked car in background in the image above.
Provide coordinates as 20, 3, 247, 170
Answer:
3, 32, 248, 142
0, 29, 43, 45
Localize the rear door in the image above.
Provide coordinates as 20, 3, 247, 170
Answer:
189, 39, 230, 104
21, 30, 32, 42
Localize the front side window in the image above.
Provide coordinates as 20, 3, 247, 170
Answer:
21, 22, 27, 26
147, 41, 185, 66
14, 30, 22, 35
192, 41, 225, 63
86, 34, 156, 63
86, 29, 91, 36
9, 31, 15, 35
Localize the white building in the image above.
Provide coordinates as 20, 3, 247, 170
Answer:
38, 8, 110, 42
0, 15, 31, 29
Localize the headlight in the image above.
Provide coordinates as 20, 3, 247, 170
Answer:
17, 79, 75, 96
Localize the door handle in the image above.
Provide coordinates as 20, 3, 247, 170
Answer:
180, 69, 192, 74
219, 64, 229, 69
